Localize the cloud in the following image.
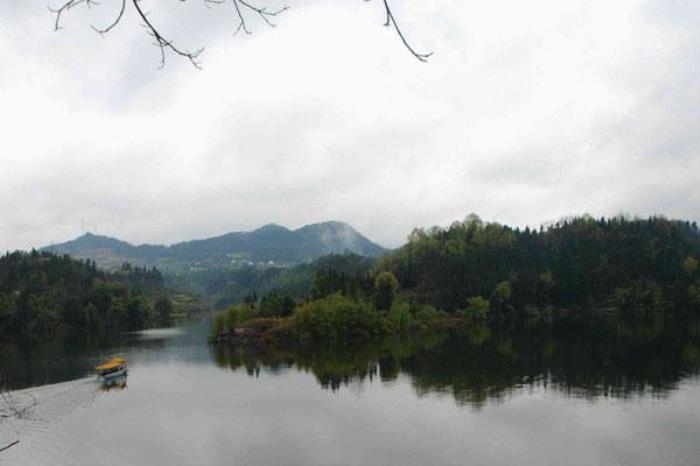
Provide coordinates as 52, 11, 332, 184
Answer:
0, 0, 698, 250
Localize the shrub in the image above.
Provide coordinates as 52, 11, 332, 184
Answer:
414, 304, 440, 322
387, 301, 415, 331
210, 303, 255, 335
225, 303, 256, 330
294, 293, 384, 340
457, 296, 491, 320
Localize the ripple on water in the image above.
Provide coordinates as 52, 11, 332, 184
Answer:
1, 378, 98, 465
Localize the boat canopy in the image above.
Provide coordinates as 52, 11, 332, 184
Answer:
95, 357, 127, 371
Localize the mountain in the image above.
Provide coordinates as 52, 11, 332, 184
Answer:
44, 221, 387, 272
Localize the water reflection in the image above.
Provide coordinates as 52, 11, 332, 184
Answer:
211, 316, 700, 407
100, 374, 128, 392
1, 328, 171, 390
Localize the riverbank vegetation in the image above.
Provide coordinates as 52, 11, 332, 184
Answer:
211, 215, 700, 344
0, 251, 175, 340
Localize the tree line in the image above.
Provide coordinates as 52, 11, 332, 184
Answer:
0, 251, 173, 340
378, 214, 700, 316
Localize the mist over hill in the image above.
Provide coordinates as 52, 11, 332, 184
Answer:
44, 221, 387, 272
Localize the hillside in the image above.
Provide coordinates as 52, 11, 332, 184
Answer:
167, 252, 376, 308
0, 251, 167, 339
378, 215, 700, 313
44, 221, 387, 272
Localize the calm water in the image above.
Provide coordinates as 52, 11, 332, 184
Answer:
2, 317, 700, 465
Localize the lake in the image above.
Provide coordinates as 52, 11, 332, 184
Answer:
2, 316, 700, 465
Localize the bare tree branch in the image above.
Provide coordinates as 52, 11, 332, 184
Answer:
130, 0, 204, 69
379, 0, 432, 62
232, 0, 251, 35
48, 0, 430, 67
237, 0, 289, 28
91, 0, 126, 35
0, 440, 19, 453
48, 0, 99, 31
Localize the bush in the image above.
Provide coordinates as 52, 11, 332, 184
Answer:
225, 303, 256, 330
457, 296, 491, 320
210, 303, 256, 337
294, 293, 384, 340
414, 304, 441, 322
387, 301, 415, 331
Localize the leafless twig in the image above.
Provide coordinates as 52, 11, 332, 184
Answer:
91, 0, 126, 34
48, 0, 100, 31
0, 440, 19, 453
48, 0, 430, 67
131, 0, 204, 69
377, 0, 432, 62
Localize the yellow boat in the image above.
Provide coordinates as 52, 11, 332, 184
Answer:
95, 357, 128, 380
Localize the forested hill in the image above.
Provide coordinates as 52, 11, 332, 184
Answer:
169, 252, 376, 308
207, 215, 700, 345
44, 221, 386, 271
204, 215, 700, 318
0, 251, 171, 340
378, 215, 700, 313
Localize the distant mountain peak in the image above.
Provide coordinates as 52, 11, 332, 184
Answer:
256, 223, 290, 233
298, 220, 355, 232
44, 221, 387, 271
67, 232, 126, 246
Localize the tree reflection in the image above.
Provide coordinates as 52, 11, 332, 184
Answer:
211, 316, 700, 407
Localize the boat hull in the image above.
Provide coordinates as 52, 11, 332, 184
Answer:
99, 367, 127, 380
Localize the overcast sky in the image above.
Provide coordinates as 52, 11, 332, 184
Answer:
1, 0, 698, 250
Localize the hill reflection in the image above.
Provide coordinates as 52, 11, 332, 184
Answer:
211, 316, 700, 407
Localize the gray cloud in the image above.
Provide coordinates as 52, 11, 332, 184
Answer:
1, 0, 699, 251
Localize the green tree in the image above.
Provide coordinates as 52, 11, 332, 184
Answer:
0, 251, 167, 339
155, 296, 174, 326
458, 296, 491, 320
374, 271, 399, 311
258, 293, 296, 317
126, 296, 152, 330
494, 281, 512, 302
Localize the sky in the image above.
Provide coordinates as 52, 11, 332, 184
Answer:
0, 0, 698, 250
